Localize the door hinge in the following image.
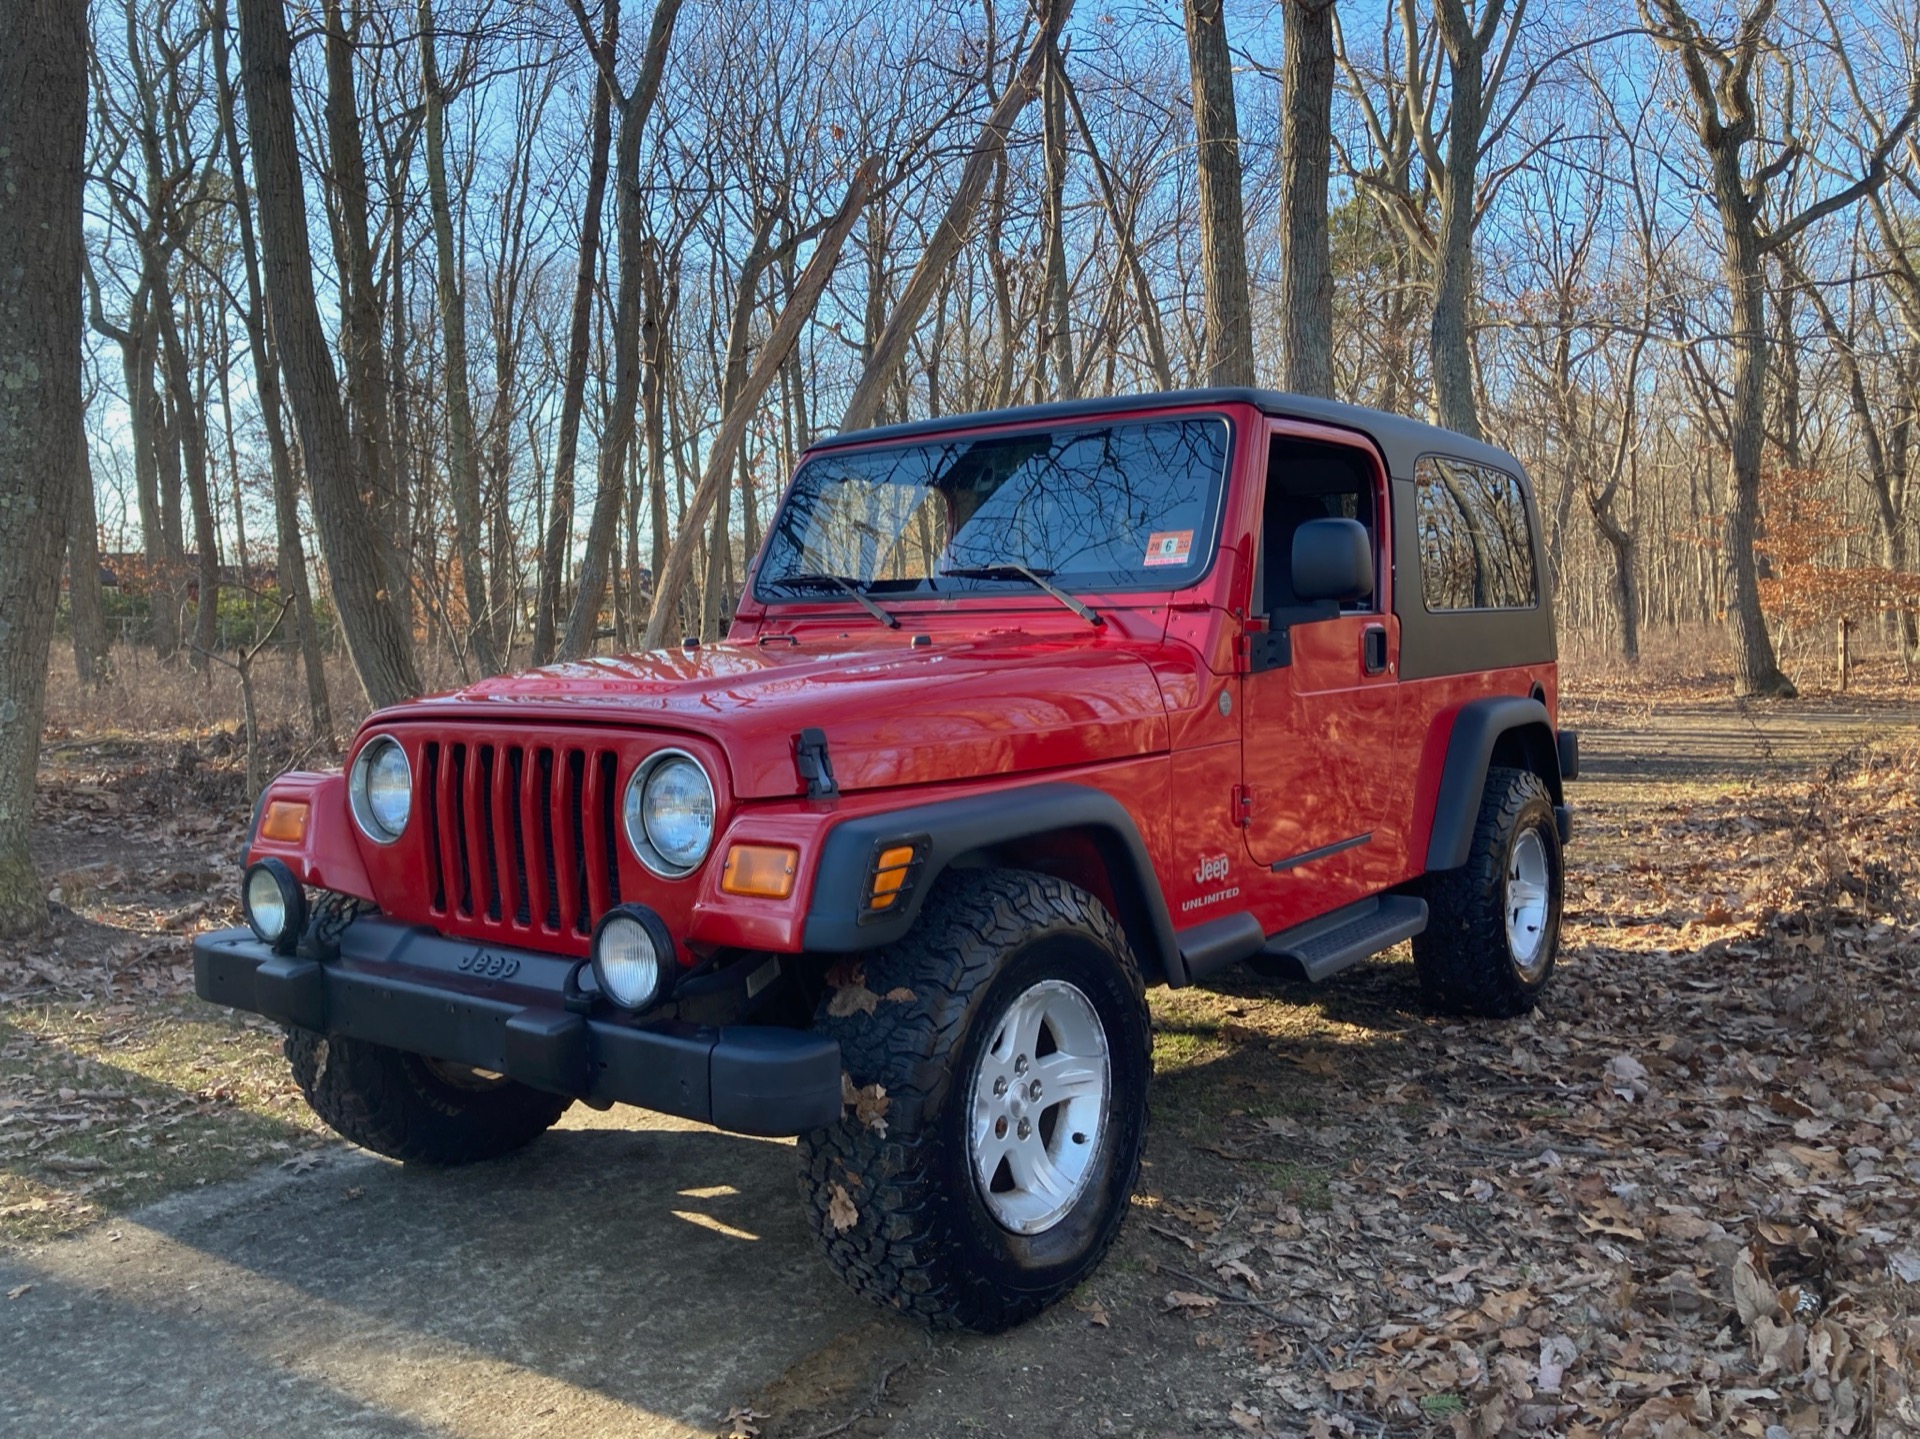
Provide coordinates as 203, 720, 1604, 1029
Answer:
1231, 783, 1253, 828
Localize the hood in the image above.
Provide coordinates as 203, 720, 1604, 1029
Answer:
401, 630, 1176, 799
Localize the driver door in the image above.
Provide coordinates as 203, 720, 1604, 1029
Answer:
1240, 427, 1400, 930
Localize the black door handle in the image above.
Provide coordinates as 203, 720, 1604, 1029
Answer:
1362, 625, 1388, 675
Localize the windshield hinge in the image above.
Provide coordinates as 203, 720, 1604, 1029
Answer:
794, 727, 838, 799
1231, 784, 1253, 828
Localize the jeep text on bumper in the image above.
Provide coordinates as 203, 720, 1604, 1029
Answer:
193, 921, 842, 1136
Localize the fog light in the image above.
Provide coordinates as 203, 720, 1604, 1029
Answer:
591, 906, 676, 1011
244, 858, 307, 954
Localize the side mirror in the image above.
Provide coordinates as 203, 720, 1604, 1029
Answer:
1291, 517, 1374, 603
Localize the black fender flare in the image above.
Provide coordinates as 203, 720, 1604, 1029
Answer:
1425, 696, 1564, 872
800, 782, 1182, 984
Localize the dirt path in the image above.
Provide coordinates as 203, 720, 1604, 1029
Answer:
2, 695, 1915, 1439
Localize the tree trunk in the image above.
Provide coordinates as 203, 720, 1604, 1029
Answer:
1182, 0, 1255, 388
531, 0, 617, 666
239, 0, 420, 709
1040, 41, 1076, 400
321, 0, 409, 646
1278, 0, 1335, 397
1712, 165, 1794, 697
701, 209, 780, 642
1059, 68, 1173, 391
420, 0, 501, 676
559, 0, 683, 662
67, 434, 111, 686
212, 0, 330, 735
0, 0, 86, 938
646, 167, 874, 648
841, 0, 1074, 432
158, 300, 221, 668
1427, 2, 1494, 440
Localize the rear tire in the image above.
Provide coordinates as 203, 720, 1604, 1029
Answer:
285, 1029, 572, 1165
798, 869, 1151, 1333
1414, 765, 1563, 1017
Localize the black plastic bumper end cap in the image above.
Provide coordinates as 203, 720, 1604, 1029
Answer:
709, 1027, 843, 1137
254, 955, 325, 1030
504, 1010, 590, 1094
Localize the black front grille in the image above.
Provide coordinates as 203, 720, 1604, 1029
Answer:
421, 739, 621, 938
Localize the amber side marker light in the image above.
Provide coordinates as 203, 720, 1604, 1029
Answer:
721, 844, 800, 899
866, 844, 919, 911
260, 799, 310, 844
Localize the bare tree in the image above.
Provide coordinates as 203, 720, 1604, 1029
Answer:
0, 0, 87, 937
530, 0, 617, 666
646, 164, 876, 648
558, 0, 683, 661
238, 0, 420, 708
841, 0, 1075, 432
1639, 0, 1919, 695
421, 0, 502, 676
1182, 0, 1255, 387
1279, 0, 1337, 396
210, 0, 329, 735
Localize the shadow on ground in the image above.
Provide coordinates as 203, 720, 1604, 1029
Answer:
0, 1117, 892, 1438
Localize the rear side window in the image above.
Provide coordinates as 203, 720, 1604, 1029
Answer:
1414, 456, 1538, 611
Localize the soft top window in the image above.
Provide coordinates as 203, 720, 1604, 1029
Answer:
756, 416, 1231, 599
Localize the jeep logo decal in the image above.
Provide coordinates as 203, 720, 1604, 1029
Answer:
1193, 853, 1230, 886
457, 950, 520, 980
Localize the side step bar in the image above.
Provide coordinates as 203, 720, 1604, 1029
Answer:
1173, 893, 1428, 986
1249, 895, 1429, 984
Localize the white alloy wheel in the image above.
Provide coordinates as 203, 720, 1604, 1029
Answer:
967, 978, 1111, 1235
1506, 826, 1552, 979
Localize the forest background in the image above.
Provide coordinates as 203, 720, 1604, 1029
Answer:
3, 0, 1920, 927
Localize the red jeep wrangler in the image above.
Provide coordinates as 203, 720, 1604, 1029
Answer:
196, 388, 1576, 1332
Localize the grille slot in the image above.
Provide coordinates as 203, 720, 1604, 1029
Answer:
421, 736, 623, 940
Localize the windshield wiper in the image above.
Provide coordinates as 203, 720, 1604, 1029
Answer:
767, 572, 900, 629
937, 564, 1104, 627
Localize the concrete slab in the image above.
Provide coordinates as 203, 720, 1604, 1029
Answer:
0, 1108, 894, 1438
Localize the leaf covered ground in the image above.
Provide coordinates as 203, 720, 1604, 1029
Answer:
1101, 711, 1920, 1439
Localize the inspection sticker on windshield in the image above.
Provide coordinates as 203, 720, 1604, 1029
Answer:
1143, 530, 1193, 567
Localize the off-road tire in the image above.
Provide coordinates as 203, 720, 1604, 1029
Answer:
1414, 765, 1563, 1017
799, 868, 1151, 1333
285, 1029, 572, 1165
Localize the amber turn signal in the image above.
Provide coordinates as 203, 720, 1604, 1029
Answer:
260, 799, 310, 844
720, 844, 799, 899
867, 844, 918, 911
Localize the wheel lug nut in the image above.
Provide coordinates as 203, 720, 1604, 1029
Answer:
1014, 1055, 1029, 1075
992, 1076, 1008, 1096
1017, 1118, 1032, 1140
1029, 1081, 1042, 1100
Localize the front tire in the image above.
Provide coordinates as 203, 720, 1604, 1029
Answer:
798, 869, 1151, 1332
1413, 765, 1563, 1017
285, 1029, 572, 1165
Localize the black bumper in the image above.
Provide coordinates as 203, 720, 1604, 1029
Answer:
193, 922, 842, 1137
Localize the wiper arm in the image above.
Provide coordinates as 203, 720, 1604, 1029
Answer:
767, 572, 900, 630
937, 564, 1104, 627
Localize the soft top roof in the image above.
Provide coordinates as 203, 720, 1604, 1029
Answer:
808, 387, 1528, 487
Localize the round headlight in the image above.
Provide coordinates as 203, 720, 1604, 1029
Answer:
623, 751, 714, 876
592, 910, 667, 1010
243, 858, 306, 953
350, 736, 412, 843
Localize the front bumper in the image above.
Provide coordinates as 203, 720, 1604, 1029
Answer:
193, 920, 842, 1137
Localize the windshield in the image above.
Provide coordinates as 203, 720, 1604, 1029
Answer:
754, 416, 1231, 600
